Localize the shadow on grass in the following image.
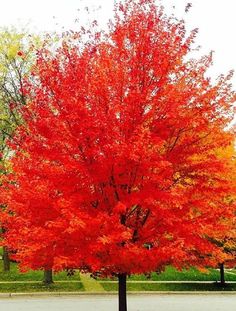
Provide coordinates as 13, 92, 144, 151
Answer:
101, 282, 236, 292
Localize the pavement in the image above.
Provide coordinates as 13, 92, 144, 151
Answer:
0, 294, 236, 311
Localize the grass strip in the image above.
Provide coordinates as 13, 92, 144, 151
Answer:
101, 282, 236, 292
100, 266, 236, 282
0, 282, 84, 293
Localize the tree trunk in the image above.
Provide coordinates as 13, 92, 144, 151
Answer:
2, 246, 10, 272
118, 273, 127, 311
219, 263, 225, 286
43, 269, 53, 284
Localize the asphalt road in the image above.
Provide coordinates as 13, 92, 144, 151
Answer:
0, 294, 236, 311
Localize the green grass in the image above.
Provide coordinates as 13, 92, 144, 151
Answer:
0, 260, 83, 292
0, 262, 80, 281
3, 263, 234, 283
100, 266, 236, 282
129, 266, 236, 282
0, 282, 84, 293
0, 257, 236, 293
101, 282, 236, 292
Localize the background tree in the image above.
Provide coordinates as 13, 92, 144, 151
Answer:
0, 28, 37, 271
208, 143, 236, 286
0, 1, 236, 310
0, 28, 40, 146
0, 27, 65, 282
0, 28, 55, 283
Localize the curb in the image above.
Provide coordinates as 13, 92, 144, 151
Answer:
0, 291, 236, 298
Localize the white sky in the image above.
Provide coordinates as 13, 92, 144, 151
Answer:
1, 0, 236, 120
1, 0, 235, 85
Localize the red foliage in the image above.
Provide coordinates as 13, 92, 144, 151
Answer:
1, 0, 235, 276
17, 51, 24, 57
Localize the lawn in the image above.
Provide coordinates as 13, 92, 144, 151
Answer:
0, 262, 80, 281
0, 262, 83, 292
0, 259, 236, 293
128, 266, 236, 282
99, 266, 236, 282
101, 282, 236, 292
0, 282, 84, 293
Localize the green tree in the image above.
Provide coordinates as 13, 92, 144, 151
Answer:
0, 28, 41, 272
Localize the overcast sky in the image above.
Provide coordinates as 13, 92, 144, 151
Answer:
1, 0, 236, 123
1, 0, 235, 84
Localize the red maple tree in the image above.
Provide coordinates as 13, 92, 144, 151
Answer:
1, 1, 235, 310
